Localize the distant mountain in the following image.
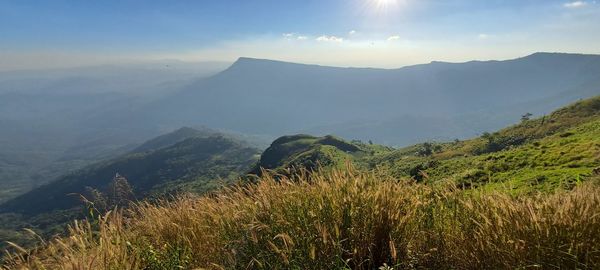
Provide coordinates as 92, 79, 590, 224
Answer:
0, 128, 260, 215
2, 53, 598, 205
0, 62, 230, 203
132, 126, 223, 153
147, 52, 600, 145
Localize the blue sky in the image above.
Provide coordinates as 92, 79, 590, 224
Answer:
1, 0, 599, 70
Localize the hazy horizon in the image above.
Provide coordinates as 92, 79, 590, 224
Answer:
2, 0, 600, 71
2, 51, 597, 73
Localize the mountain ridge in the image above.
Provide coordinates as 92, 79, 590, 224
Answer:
0, 128, 261, 215
147, 52, 600, 145
227, 52, 600, 71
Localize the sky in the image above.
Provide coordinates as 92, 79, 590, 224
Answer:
1, 0, 599, 70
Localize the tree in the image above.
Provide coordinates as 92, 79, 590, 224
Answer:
419, 142, 434, 156
482, 132, 493, 142
107, 173, 135, 208
479, 132, 501, 153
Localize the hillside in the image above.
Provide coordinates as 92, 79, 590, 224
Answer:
131, 126, 225, 153
3, 97, 600, 269
0, 63, 230, 204
0, 128, 261, 253
0, 129, 261, 251
5, 140, 600, 268
371, 96, 600, 193
250, 134, 392, 176
148, 53, 600, 145
256, 96, 600, 193
1, 134, 260, 216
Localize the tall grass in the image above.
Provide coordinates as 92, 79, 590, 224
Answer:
4, 168, 600, 269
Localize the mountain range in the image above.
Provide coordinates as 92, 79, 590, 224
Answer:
2, 94, 598, 253
146, 52, 600, 144
1, 52, 599, 206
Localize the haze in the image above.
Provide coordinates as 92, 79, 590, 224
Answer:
1, 0, 600, 70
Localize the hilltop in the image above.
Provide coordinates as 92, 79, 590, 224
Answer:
250, 134, 392, 176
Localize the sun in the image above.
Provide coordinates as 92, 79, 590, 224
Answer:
369, 0, 400, 12
375, 0, 396, 5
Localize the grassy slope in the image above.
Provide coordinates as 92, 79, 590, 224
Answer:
4, 169, 599, 269
434, 119, 599, 193
250, 97, 600, 195
360, 96, 600, 193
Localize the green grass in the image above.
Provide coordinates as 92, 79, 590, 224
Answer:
366, 97, 600, 194
376, 119, 600, 194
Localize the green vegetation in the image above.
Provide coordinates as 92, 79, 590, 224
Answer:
369, 96, 600, 194
250, 134, 392, 176
0, 131, 261, 252
3, 96, 600, 269
1, 135, 260, 215
255, 97, 600, 194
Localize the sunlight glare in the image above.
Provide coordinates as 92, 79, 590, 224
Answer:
371, 0, 399, 11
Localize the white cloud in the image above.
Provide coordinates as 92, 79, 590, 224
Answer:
316, 35, 344, 43
349, 30, 357, 35
564, 1, 588, 8
478, 33, 489, 39
283, 33, 309, 41
387, 35, 401, 41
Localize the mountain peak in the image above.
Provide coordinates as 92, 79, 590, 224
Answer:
522, 52, 600, 60
220, 57, 327, 76
232, 57, 291, 66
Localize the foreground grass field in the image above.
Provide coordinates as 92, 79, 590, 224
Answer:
4, 167, 600, 270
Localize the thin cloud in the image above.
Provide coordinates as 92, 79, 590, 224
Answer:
316, 35, 344, 43
564, 1, 588, 8
387, 35, 401, 41
349, 30, 357, 35
283, 33, 309, 41
478, 34, 490, 39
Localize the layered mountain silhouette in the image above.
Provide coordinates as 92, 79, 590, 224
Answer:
146, 52, 600, 145
1, 52, 599, 205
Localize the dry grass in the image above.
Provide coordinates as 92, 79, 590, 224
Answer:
3, 168, 600, 269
